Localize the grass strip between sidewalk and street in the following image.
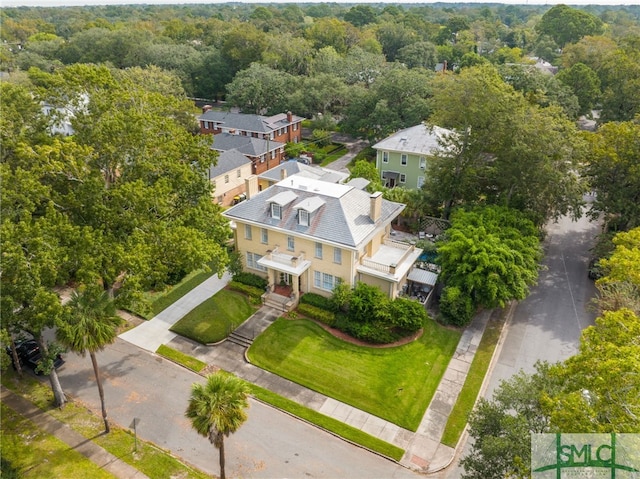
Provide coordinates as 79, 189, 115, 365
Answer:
1, 370, 210, 479
440, 308, 506, 447
156, 345, 207, 373
245, 382, 405, 461
1, 402, 115, 479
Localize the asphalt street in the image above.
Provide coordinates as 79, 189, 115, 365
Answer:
440, 201, 601, 479
57, 338, 420, 479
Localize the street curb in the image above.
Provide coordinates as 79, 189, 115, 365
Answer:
426, 301, 518, 475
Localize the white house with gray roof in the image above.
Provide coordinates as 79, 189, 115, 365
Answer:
373, 124, 453, 189
223, 175, 423, 310
207, 149, 252, 206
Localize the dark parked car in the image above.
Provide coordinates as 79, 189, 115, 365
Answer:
5, 339, 64, 375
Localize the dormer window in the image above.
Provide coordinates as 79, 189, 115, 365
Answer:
271, 203, 282, 219
299, 209, 309, 226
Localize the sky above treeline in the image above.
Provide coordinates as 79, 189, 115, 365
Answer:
2, 0, 635, 7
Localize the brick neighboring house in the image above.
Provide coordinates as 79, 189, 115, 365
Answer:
211, 132, 286, 176
223, 175, 424, 311
207, 149, 253, 206
373, 124, 453, 189
198, 109, 304, 145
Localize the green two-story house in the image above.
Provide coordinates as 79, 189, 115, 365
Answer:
373, 124, 453, 189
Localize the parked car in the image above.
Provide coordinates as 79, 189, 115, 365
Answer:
5, 339, 64, 375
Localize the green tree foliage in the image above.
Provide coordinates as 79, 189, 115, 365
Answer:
542, 308, 640, 433
598, 228, 640, 287
375, 21, 417, 62
341, 66, 434, 141
347, 159, 383, 192
536, 5, 603, 48
437, 207, 541, 321
304, 17, 350, 54
225, 63, 297, 115
426, 64, 585, 225
461, 363, 560, 479
344, 5, 378, 28
439, 286, 475, 326
221, 23, 268, 75
583, 121, 640, 231
396, 41, 438, 70
598, 45, 640, 123
556, 62, 601, 116
57, 287, 123, 433
185, 373, 250, 479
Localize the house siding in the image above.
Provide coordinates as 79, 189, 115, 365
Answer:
376, 150, 425, 189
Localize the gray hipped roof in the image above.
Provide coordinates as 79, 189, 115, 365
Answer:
373, 124, 454, 156
198, 110, 304, 134
207, 149, 251, 179
259, 160, 349, 184
211, 133, 284, 157
224, 176, 404, 248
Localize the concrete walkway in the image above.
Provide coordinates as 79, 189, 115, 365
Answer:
1, 385, 149, 479
118, 272, 231, 352
117, 270, 492, 475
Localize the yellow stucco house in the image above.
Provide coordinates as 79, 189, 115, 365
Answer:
223, 175, 423, 311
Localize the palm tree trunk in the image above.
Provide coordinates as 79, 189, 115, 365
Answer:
90, 351, 109, 433
219, 437, 226, 479
49, 369, 67, 409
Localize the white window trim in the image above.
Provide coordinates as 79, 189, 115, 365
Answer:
400, 174, 406, 183
401, 154, 408, 166
247, 252, 267, 272
244, 225, 252, 240
287, 236, 295, 251
314, 271, 338, 292
261, 228, 268, 244
417, 176, 425, 188
333, 247, 342, 264
271, 203, 281, 219
315, 242, 323, 259
299, 209, 309, 226
419, 156, 426, 169
382, 151, 389, 163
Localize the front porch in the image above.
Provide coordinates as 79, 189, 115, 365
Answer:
258, 247, 311, 312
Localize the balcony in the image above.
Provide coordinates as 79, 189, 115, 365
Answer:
357, 239, 423, 282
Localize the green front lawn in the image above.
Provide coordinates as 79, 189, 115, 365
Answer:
247, 317, 461, 431
170, 288, 255, 344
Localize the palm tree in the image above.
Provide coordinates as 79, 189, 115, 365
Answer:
57, 287, 122, 433
185, 373, 250, 479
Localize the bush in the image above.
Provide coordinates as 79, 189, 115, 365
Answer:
388, 297, 427, 332
439, 286, 475, 326
232, 272, 268, 290
300, 292, 333, 311
298, 303, 336, 326
228, 281, 264, 303
342, 320, 397, 344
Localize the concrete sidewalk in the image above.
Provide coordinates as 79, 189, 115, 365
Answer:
118, 272, 231, 352
1, 385, 149, 479
117, 270, 493, 475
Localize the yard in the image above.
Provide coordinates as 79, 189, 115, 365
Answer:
247, 316, 461, 431
169, 288, 255, 344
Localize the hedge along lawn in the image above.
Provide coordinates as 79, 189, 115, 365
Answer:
247, 317, 461, 431
170, 288, 255, 344
440, 308, 506, 447
1, 403, 115, 479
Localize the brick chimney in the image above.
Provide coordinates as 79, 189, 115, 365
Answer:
287, 111, 293, 123
370, 191, 382, 223
245, 175, 259, 200
202, 105, 212, 114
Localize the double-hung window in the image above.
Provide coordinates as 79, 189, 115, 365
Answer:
315, 242, 323, 259
271, 203, 282, 219
287, 236, 295, 251
261, 228, 268, 244
419, 156, 426, 169
401, 154, 408, 166
246, 252, 267, 272
314, 271, 338, 291
299, 209, 309, 226
400, 174, 406, 183
333, 247, 342, 264
244, 225, 252, 240
382, 151, 389, 163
